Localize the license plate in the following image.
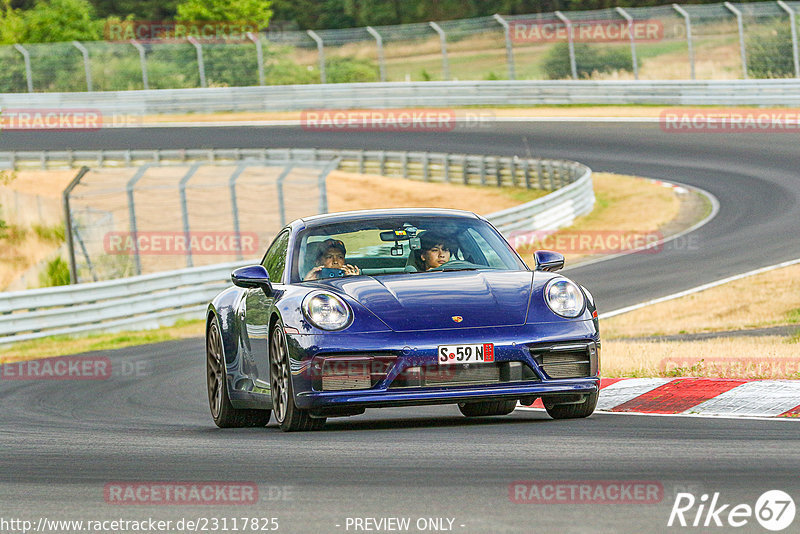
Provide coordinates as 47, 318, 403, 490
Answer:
438, 343, 495, 364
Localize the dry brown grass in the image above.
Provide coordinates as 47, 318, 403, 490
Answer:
603, 337, 800, 379
513, 172, 681, 265
602, 264, 800, 339
326, 170, 547, 215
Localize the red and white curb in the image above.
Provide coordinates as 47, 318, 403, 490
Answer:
520, 378, 800, 418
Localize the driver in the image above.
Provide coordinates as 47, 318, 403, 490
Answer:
304, 238, 361, 280
414, 232, 456, 271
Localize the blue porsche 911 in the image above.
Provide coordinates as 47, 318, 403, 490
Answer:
206, 208, 600, 431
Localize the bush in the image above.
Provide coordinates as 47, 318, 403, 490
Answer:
325, 55, 379, 83
40, 256, 71, 287
543, 42, 638, 80
747, 21, 795, 79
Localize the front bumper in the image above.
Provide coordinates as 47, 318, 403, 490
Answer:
287, 320, 600, 410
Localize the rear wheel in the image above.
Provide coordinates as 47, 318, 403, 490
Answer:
206, 316, 271, 428
458, 399, 517, 417
269, 321, 326, 432
544, 390, 598, 420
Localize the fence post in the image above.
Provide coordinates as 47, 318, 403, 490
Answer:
179, 163, 202, 268
307, 30, 326, 84
672, 4, 695, 80
228, 163, 248, 261
126, 164, 152, 276
554, 12, 577, 79
63, 166, 90, 284
615, 7, 639, 80
71, 41, 93, 91
778, 1, 800, 78
188, 36, 207, 87
318, 158, 339, 214
493, 14, 516, 80
276, 163, 296, 227
366, 26, 386, 82
247, 32, 265, 86
13, 44, 33, 92
429, 22, 450, 81
724, 2, 748, 79
130, 39, 149, 89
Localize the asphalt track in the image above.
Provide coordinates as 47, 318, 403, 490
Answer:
1, 122, 799, 533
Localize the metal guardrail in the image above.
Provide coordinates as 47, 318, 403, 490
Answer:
3, 79, 800, 112
0, 149, 592, 344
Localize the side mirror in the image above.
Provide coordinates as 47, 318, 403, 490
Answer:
232, 265, 272, 295
533, 250, 565, 272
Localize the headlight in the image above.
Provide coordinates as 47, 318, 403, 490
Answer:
302, 292, 352, 331
545, 278, 586, 318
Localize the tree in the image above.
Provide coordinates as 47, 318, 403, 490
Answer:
176, 0, 272, 29
22, 0, 101, 42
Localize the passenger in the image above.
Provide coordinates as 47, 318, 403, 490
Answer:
304, 239, 361, 280
414, 232, 456, 271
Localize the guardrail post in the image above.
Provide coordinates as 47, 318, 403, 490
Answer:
724, 2, 748, 79
13, 44, 33, 92
307, 30, 326, 84
615, 7, 638, 80
778, 1, 800, 78
130, 39, 149, 89
379, 151, 386, 175
401, 152, 409, 178
276, 163, 295, 227
429, 22, 450, 81
461, 156, 469, 184
71, 41, 93, 91
522, 159, 531, 189
247, 32, 266, 86
672, 4, 696, 80
63, 166, 90, 284
179, 163, 201, 268
422, 152, 430, 181
366, 26, 386, 82
495, 157, 502, 187
126, 165, 152, 276
480, 156, 487, 185
493, 14, 516, 80
228, 163, 248, 261
443, 154, 450, 182
554, 12, 577, 79
188, 36, 207, 87
509, 157, 517, 187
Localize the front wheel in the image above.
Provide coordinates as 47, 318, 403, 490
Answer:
206, 316, 271, 428
458, 399, 517, 417
269, 321, 326, 432
544, 390, 598, 420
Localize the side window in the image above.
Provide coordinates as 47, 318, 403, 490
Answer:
261, 231, 290, 283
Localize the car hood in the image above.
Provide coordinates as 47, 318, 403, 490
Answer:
328, 270, 534, 332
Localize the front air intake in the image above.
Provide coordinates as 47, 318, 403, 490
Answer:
530, 342, 598, 379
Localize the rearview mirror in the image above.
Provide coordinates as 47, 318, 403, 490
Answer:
533, 250, 565, 272
232, 265, 273, 295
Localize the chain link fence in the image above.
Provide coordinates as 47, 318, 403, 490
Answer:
64, 160, 335, 283
2, 2, 800, 93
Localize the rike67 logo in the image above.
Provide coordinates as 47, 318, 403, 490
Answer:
668, 490, 795, 531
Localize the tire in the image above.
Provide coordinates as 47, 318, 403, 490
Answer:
543, 390, 598, 420
206, 316, 271, 428
269, 321, 326, 432
458, 399, 518, 417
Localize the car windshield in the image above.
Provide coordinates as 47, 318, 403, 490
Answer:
292, 215, 526, 282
